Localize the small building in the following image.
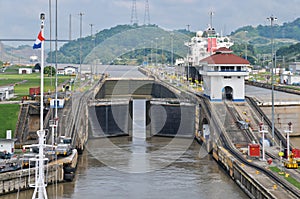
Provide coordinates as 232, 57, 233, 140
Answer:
30, 55, 38, 62
289, 62, 300, 74
0, 139, 15, 154
50, 98, 65, 109
0, 130, 15, 154
175, 58, 185, 66
0, 85, 14, 101
64, 66, 78, 75
18, 68, 33, 74
199, 47, 250, 102
280, 71, 300, 85
57, 69, 65, 76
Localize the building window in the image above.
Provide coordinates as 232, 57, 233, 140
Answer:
224, 76, 232, 79
237, 76, 241, 79
237, 66, 242, 71
221, 66, 235, 71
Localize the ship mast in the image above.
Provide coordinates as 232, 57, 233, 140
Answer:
209, 11, 214, 55
32, 13, 48, 199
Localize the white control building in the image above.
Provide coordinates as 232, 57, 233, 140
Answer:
200, 47, 250, 102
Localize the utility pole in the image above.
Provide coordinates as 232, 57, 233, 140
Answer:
267, 15, 277, 143
69, 14, 72, 41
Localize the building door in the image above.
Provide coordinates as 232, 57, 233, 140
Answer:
223, 86, 233, 101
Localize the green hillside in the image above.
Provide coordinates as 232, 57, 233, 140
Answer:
230, 18, 300, 65
45, 18, 300, 66
47, 24, 191, 65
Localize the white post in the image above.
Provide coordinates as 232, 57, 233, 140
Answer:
262, 129, 265, 161
286, 122, 292, 158
259, 123, 268, 161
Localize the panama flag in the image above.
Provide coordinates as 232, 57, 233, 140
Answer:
33, 30, 45, 49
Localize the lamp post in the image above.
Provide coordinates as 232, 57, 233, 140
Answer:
155, 37, 158, 67
267, 15, 277, 143
89, 24, 95, 83
187, 42, 190, 86
244, 31, 248, 60
79, 12, 84, 84
150, 40, 153, 66
161, 37, 164, 67
171, 33, 174, 67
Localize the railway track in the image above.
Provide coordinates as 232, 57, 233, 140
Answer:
224, 101, 257, 143
246, 96, 289, 149
197, 94, 300, 198
149, 73, 299, 197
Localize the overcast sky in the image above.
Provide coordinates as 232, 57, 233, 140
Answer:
0, 0, 299, 46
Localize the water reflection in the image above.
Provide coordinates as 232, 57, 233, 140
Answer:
0, 137, 247, 199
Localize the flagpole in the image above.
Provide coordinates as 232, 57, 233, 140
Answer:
40, 19, 44, 131
32, 13, 48, 199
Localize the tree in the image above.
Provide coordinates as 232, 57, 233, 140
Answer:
34, 63, 41, 71
44, 66, 56, 76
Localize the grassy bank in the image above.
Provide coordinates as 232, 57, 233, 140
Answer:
269, 166, 300, 190
0, 104, 20, 138
0, 66, 71, 100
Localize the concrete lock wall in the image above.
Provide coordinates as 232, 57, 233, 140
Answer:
149, 101, 195, 138
95, 80, 177, 99
0, 164, 64, 195
92, 102, 132, 137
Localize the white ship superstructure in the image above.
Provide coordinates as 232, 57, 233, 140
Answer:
186, 27, 234, 66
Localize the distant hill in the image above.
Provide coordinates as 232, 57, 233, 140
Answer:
3, 18, 300, 66
0, 44, 38, 65
51, 18, 300, 66
231, 24, 298, 53
230, 18, 300, 65
47, 24, 191, 65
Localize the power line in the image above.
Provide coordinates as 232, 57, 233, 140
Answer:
130, 0, 138, 25
89, 24, 94, 37
144, 0, 150, 25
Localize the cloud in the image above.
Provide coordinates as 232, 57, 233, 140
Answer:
0, 0, 299, 47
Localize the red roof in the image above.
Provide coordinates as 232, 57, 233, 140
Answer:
215, 47, 233, 53
200, 48, 250, 65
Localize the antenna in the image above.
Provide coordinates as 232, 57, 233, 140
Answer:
130, 0, 138, 25
209, 10, 214, 28
144, 0, 150, 25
